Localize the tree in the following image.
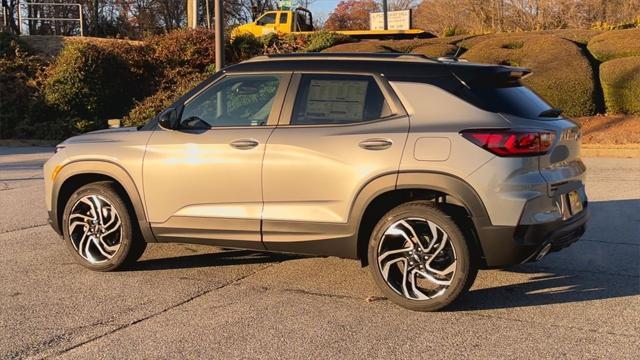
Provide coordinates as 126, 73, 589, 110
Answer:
324, 0, 380, 30
388, 0, 419, 11
413, 0, 640, 36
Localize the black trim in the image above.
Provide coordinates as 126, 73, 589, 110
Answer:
477, 208, 589, 267
48, 211, 62, 236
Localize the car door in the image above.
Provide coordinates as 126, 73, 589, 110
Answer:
261, 72, 410, 256
255, 12, 278, 35
144, 72, 291, 249
275, 12, 290, 33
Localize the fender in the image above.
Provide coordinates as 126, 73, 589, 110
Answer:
349, 171, 492, 263
51, 160, 157, 243
395, 171, 490, 220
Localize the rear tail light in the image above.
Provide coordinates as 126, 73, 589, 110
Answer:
461, 129, 555, 157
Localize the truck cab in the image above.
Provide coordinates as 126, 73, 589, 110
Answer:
232, 8, 313, 37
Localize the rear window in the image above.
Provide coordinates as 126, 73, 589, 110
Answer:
465, 85, 555, 119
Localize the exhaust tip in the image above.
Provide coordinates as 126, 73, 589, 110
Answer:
535, 243, 552, 261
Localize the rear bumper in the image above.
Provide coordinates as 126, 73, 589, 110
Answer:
475, 206, 589, 267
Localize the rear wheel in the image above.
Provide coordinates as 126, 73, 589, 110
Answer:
62, 181, 146, 271
368, 201, 476, 311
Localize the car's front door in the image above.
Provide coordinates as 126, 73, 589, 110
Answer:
144, 73, 290, 248
261, 73, 410, 256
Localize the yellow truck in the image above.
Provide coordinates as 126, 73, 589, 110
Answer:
231, 8, 430, 40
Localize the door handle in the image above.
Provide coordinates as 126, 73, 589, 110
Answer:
230, 139, 259, 150
359, 138, 393, 151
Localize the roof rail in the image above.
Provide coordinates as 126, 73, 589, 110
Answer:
244, 52, 438, 63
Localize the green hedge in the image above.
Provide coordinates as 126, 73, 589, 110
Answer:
463, 34, 596, 117
600, 56, 640, 114
542, 29, 603, 45
0, 33, 57, 139
411, 43, 458, 57
588, 28, 640, 62
41, 41, 151, 132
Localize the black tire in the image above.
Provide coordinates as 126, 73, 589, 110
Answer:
62, 181, 146, 271
367, 201, 477, 311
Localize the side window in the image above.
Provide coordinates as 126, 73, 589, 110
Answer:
257, 13, 276, 25
180, 75, 281, 128
279, 13, 288, 24
291, 74, 393, 125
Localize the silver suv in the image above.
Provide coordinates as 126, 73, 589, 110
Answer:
44, 53, 588, 311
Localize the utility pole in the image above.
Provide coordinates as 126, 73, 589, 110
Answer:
214, 0, 224, 71
382, 0, 388, 30
187, 0, 197, 29
186, 0, 224, 70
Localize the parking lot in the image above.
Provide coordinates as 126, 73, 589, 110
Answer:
1, 147, 638, 359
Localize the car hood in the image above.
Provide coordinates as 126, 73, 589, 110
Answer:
61, 127, 139, 145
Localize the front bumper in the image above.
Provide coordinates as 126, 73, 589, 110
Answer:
48, 210, 63, 236
475, 206, 589, 267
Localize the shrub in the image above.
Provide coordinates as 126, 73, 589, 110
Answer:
0, 33, 55, 139
259, 32, 306, 54
543, 29, 603, 45
305, 31, 353, 52
411, 43, 458, 57
41, 41, 144, 130
600, 56, 640, 114
228, 33, 263, 62
147, 28, 217, 72
122, 69, 210, 127
323, 40, 394, 53
0, 32, 29, 58
587, 28, 640, 61
463, 34, 596, 117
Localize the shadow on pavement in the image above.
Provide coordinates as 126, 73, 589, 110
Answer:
104, 197, 640, 310
450, 265, 639, 311
450, 198, 640, 311
129, 249, 299, 271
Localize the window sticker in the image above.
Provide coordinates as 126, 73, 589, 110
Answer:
305, 80, 368, 122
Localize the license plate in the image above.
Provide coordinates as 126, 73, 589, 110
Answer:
568, 190, 583, 215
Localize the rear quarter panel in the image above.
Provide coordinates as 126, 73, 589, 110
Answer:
390, 81, 548, 227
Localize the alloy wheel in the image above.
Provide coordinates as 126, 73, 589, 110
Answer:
68, 195, 122, 264
377, 217, 457, 300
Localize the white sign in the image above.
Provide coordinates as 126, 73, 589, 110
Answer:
370, 10, 411, 30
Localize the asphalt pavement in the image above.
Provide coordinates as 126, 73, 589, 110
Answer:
1, 147, 638, 359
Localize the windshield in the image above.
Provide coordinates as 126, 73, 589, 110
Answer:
466, 85, 556, 119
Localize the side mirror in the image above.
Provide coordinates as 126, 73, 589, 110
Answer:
158, 108, 179, 130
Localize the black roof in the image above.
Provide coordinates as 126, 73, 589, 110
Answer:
224, 53, 527, 83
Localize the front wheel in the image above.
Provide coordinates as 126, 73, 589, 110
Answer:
62, 181, 146, 271
368, 201, 476, 311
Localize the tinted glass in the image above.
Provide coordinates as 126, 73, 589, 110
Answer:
257, 13, 276, 25
279, 13, 288, 24
291, 74, 392, 125
181, 75, 280, 128
467, 85, 554, 119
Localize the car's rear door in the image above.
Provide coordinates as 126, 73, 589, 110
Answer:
144, 72, 291, 249
261, 72, 410, 256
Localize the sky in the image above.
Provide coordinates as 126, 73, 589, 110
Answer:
306, 1, 341, 21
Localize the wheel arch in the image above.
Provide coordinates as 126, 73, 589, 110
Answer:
52, 160, 156, 243
353, 171, 490, 267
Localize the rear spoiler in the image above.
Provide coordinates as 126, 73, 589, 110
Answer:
453, 65, 532, 87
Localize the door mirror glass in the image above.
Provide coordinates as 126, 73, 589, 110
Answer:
158, 108, 178, 129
